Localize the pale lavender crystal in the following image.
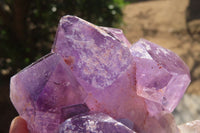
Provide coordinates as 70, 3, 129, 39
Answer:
130, 39, 191, 113
10, 53, 88, 133
59, 113, 136, 133
100, 26, 132, 48
52, 15, 132, 90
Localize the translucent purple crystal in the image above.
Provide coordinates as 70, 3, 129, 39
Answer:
10, 15, 191, 133
10, 53, 87, 133
130, 39, 191, 113
59, 113, 136, 133
52, 15, 132, 90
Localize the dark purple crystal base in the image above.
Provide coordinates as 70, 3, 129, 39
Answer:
59, 113, 135, 133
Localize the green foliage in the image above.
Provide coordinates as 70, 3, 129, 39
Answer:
59, 0, 124, 26
0, 0, 125, 77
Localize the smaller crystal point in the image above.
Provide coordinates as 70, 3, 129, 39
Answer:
10, 53, 87, 133
59, 113, 136, 133
130, 39, 191, 113
178, 120, 200, 133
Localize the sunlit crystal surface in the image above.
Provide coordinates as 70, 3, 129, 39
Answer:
52, 15, 132, 90
100, 26, 132, 48
130, 39, 191, 112
10, 53, 87, 133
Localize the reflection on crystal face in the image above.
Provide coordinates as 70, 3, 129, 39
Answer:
131, 39, 191, 113
59, 113, 135, 133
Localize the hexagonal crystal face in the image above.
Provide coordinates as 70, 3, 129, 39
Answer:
130, 39, 191, 112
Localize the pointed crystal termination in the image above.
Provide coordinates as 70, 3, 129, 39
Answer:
130, 39, 191, 113
99, 26, 132, 48
59, 113, 136, 133
52, 15, 132, 90
10, 53, 88, 133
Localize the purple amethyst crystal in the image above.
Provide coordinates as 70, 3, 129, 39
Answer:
52, 15, 132, 90
10, 53, 87, 133
130, 39, 191, 113
100, 26, 132, 48
52, 15, 148, 131
59, 113, 136, 133
10, 15, 191, 133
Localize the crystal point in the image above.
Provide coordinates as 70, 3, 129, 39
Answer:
130, 39, 191, 112
178, 120, 200, 133
10, 53, 87, 133
53, 15, 132, 90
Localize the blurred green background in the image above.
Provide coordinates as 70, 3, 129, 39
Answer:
1, 0, 200, 132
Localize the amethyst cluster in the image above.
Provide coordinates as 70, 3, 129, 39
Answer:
10, 15, 191, 133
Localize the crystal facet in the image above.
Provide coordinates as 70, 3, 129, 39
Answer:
10, 53, 87, 133
130, 39, 191, 113
10, 15, 191, 133
59, 113, 136, 133
52, 15, 132, 90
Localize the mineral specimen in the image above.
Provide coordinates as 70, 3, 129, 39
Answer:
10, 15, 191, 133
